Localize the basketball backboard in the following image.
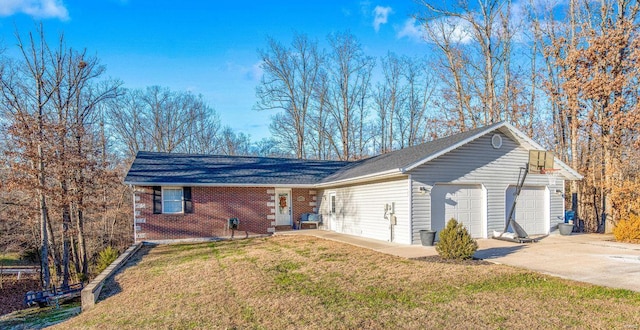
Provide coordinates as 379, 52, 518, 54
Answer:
528, 150, 554, 173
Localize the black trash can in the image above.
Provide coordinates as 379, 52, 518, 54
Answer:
420, 230, 436, 246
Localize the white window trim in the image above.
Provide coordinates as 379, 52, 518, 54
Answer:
162, 187, 184, 214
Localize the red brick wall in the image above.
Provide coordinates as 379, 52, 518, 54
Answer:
291, 188, 316, 225
134, 186, 272, 240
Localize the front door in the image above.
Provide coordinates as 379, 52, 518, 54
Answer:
275, 189, 292, 226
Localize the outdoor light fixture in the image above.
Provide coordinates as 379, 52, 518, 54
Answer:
419, 186, 429, 194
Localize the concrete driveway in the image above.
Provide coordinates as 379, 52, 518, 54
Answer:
474, 234, 640, 292
279, 230, 640, 292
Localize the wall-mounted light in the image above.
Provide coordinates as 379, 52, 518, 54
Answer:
419, 186, 429, 195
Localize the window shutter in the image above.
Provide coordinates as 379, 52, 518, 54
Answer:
153, 186, 162, 214
183, 187, 193, 213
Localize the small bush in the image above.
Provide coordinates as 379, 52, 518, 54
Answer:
613, 214, 640, 243
96, 246, 119, 274
436, 218, 478, 260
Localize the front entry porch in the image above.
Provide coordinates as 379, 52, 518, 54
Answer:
270, 187, 318, 232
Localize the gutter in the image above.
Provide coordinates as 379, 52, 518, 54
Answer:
122, 182, 317, 188
313, 169, 405, 188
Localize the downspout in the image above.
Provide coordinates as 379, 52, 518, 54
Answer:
408, 174, 413, 245
129, 184, 136, 244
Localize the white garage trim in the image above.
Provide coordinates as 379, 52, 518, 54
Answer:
431, 184, 487, 238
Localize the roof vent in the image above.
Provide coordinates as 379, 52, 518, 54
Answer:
491, 134, 503, 149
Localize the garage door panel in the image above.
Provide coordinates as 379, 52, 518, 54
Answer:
431, 184, 484, 238
456, 212, 470, 223
505, 186, 547, 235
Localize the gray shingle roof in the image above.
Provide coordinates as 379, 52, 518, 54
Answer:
124, 152, 351, 185
124, 122, 505, 186
320, 122, 502, 183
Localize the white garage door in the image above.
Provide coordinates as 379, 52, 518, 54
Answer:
431, 184, 484, 238
505, 186, 548, 235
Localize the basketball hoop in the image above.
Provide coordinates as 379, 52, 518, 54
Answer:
541, 168, 560, 186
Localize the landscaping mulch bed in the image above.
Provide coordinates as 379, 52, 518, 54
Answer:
0, 274, 40, 315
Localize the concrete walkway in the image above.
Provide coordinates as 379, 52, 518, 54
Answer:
277, 230, 640, 292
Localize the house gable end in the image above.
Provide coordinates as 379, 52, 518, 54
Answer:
401, 122, 582, 181
402, 122, 506, 173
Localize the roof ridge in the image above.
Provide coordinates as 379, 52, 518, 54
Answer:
135, 150, 352, 164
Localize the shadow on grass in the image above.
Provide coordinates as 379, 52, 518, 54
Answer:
0, 302, 81, 330
474, 245, 526, 260
97, 244, 154, 302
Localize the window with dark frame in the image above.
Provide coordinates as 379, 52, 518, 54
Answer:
152, 186, 193, 214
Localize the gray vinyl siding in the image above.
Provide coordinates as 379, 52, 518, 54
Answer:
317, 177, 411, 244
409, 133, 565, 244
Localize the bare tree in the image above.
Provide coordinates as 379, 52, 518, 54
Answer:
325, 31, 375, 160
255, 33, 323, 159
1, 26, 122, 287
400, 55, 435, 147
373, 52, 404, 153
306, 71, 333, 160
107, 89, 148, 157
419, 0, 510, 124
108, 87, 221, 159
219, 126, 252, 156
0, 26, 57, 288
423, 17, 475, 131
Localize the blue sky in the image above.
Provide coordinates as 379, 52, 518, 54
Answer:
0, 0, 434, 140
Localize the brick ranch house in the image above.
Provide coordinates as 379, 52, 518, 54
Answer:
124, 122, 582, 245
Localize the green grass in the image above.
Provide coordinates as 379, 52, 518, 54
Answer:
51, 236, 640, 329
0, 302, 80, 330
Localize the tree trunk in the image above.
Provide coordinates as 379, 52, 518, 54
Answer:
76, 201, 88, 278
37, 179, 50, 288
70, 232, 81, 277
46, 210, 62, 283
61, 202, 71, 287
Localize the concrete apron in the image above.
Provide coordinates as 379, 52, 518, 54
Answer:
278, 230, 640, 292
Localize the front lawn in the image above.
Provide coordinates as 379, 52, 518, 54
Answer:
56, 236, 640, 329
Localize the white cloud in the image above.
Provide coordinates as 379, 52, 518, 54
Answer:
436, 17, 473, 44
396, 18, 426, 42
247, 61, 264, 82
397, 17, 474, 45
373, 5, 393, 32
226, 61, 263, 82
0, 0, 69, 20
